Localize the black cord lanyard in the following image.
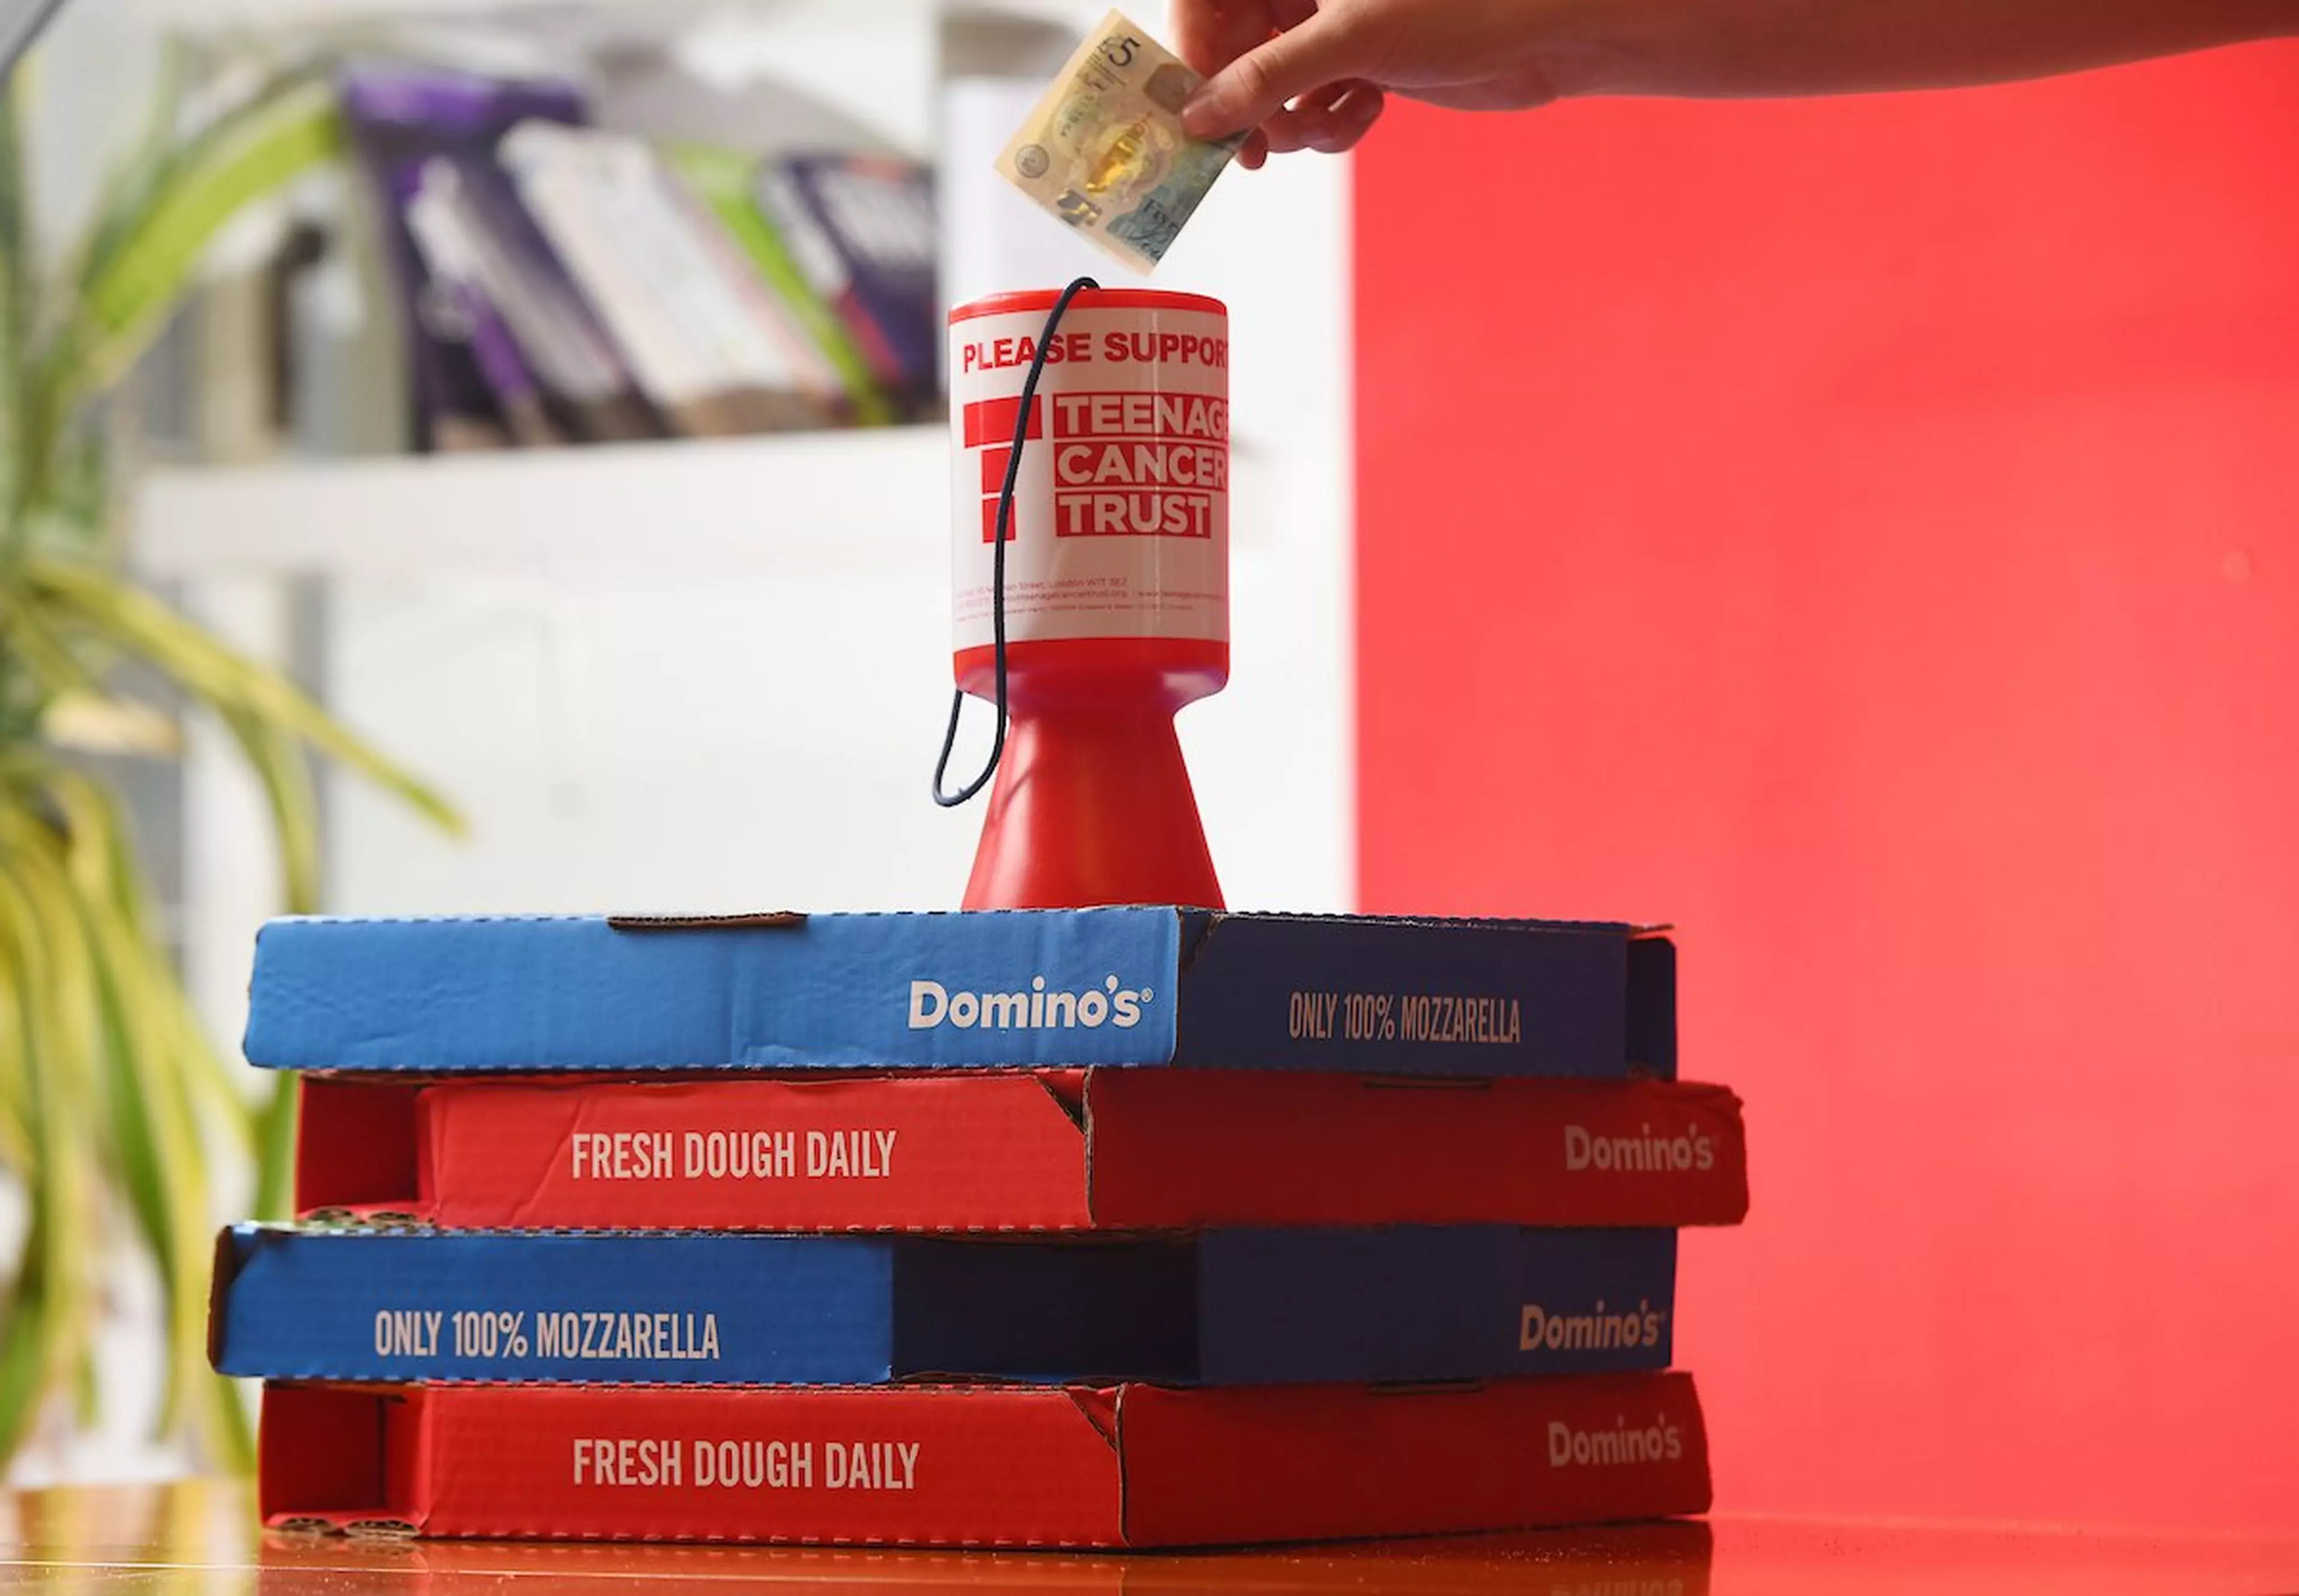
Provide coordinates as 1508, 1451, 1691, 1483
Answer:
933, 275, 1100, 808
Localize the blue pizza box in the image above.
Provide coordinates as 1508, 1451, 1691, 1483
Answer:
207, 1224, 1677, 1387
242, 908, 1675, 1079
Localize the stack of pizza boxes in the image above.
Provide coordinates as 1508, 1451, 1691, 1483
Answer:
210, 907, 1746, 1548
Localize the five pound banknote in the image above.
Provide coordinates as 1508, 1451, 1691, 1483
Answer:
994, 10, 1246, 273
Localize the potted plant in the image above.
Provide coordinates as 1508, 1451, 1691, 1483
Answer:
0, 60, 456, 1473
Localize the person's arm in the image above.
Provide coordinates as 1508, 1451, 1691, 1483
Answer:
1178, 0, 2299, 162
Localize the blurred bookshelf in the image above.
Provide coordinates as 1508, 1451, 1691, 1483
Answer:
138, 429, 945, 582
109, 0, 1164, 483
116, 0, 1327, 588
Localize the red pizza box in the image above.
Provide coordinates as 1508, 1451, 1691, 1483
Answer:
297, 1070, 1748, 1231
259, 1373, 1710, 1548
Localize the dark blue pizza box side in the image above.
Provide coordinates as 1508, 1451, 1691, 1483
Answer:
240, 908, 1675, 1079
206, 1225, 1676, 1387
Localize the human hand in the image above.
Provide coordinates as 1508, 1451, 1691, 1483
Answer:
1176, 0, 2299, 166
1175, 0, 1598, 168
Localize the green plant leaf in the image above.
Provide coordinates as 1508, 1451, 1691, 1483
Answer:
0, 53, 458, 1480
219, 702, 320, 914
4, 563, 457, 1476
35, 690, 184, 757
44, 761, 262, 1155
0, 575, 103, 700
0, 83, 29, 539
26, 556, 463, 839
69, 76, 343, 408
0, 1276, 52, 1466
63, 39, 190, 314
0, 826, 97, 1461
56, 779, 214, 1439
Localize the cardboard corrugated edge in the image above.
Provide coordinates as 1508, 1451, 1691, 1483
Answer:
604, 912, 809, 931
204, 1228, 242, 1373
598, 909, 1655, 934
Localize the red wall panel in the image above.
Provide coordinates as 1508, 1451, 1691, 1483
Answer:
1354, 47, 2299, 1528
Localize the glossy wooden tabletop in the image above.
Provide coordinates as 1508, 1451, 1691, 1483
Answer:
3, 1482, 2297, 1594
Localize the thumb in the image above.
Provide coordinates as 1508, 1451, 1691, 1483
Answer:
1182, 16, 1366, 138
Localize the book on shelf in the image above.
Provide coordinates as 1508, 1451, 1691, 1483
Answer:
337, 59, 611, 453
756, 152, 939, 419
404, 152, 660, 444
496, 120, 844, 438
663, 142, 896, 427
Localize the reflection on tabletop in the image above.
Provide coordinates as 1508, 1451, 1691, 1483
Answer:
9, 1480, 1714, 1592
10, 1480, 2299, 1595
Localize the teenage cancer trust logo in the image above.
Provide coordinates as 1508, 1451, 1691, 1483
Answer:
959, 384, 1227, 545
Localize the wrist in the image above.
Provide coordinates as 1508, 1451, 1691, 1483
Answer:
1522, 0, 1698, 98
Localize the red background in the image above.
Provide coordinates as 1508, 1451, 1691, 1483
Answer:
1354, 47, 2299, 1528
